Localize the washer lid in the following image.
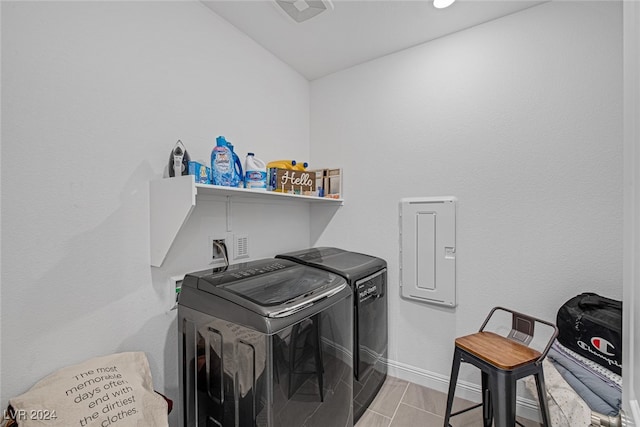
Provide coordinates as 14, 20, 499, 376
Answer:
276, 247, 386, 282
192, 258, 347, 317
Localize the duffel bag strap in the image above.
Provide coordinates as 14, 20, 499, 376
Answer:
578, 293, 622, 310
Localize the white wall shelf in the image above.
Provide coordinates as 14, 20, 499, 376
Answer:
149, 175, 343, 267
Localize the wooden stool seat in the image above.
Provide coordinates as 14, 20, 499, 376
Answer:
455, 331, 541, 370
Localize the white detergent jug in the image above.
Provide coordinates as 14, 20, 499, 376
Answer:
245, 153, 267, 190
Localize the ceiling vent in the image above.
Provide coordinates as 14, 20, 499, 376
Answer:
274, 0, 334, 23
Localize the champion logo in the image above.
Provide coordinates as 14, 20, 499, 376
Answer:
590, 337, 615, 356
577, 340, 621, 369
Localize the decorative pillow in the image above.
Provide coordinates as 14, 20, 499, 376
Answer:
7, 352, 168, 427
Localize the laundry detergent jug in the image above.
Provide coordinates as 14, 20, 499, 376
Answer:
293, 161, 309, 171
267, 160, 296, 170
245, 153, 267, 190
227, 141, 244, 188
211, 136, 243, 187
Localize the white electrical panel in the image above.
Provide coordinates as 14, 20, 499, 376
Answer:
400, 196, 457, 307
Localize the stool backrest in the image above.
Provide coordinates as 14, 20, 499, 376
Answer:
508, 312, 535, 345
479, 306, 558, 364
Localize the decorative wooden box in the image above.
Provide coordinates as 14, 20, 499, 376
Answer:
309, 168, 342, 199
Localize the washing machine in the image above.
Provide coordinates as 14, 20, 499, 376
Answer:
178, 258, 353, 427
276, 247, 387, 422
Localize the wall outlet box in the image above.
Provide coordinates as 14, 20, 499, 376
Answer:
208, 235, 230, 268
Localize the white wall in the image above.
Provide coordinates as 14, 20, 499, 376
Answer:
310, 0, 623, 404
0, 1, 312, 420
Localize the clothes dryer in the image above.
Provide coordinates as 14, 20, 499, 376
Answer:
276, 247, 387, 422
178, 258, 353, 427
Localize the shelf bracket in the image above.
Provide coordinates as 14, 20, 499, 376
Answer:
149, 175, 197, 267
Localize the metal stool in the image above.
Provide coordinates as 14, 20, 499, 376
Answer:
443, 307, 558, 427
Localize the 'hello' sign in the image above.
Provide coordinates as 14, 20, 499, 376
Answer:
270, 168, 316, 194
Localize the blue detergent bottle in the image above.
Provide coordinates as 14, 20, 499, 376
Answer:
211, 136, 243, 187
227, 141, 244, 188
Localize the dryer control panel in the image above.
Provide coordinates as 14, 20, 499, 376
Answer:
356, 269, 386, 304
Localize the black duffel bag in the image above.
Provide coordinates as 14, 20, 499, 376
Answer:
556, 292, 622, 375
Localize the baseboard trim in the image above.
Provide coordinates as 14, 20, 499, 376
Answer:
625, 400, 640, 427
386, 359, 542, 422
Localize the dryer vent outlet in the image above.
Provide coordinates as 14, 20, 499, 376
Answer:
234, 234, 249, 260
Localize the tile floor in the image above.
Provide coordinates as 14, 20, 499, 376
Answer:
355, 376, 542, 427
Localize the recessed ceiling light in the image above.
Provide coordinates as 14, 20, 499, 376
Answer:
433, 0, 455, 9
293, 0, 310, 12
274, 0, 334, 23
